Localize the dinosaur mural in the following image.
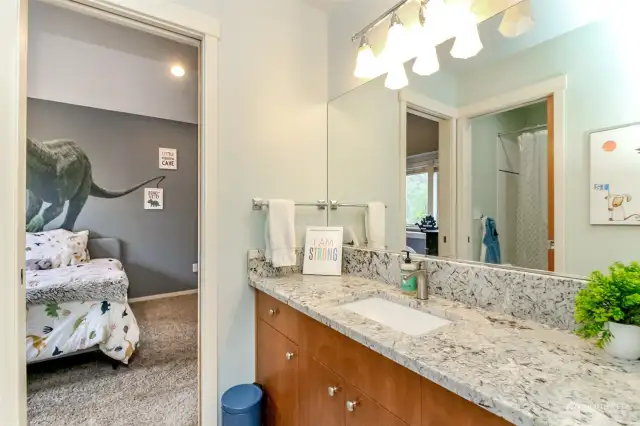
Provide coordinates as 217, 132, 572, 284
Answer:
26, 137, 164, 232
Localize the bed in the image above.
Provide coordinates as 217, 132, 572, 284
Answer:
26, 237, 140, 365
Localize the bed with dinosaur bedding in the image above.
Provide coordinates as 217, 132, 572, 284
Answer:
25, 232, 139, 364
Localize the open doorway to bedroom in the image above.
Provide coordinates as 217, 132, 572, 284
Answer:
25, 2, 200, 424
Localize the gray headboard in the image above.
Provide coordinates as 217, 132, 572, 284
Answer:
87, 238, 121, 261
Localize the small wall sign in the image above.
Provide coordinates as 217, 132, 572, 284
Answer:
159, 147, 177, 170
303, 227, 343, 276
144, 188, 164, 210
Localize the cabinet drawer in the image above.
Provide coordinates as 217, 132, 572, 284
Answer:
344, 383, 407, 426
299, 313, 346, 374
421, 378, 512, 426
256, 291, 299, 343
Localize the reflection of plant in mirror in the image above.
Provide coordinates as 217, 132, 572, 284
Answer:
406, 173, 428, 224
575, 262, 640, 348
417, 215, 437, 231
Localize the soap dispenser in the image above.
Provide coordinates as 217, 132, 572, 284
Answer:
400, 250, 417, 293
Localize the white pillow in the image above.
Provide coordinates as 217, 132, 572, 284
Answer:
26, 229, 90, 268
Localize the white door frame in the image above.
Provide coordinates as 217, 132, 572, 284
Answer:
1, 1, 220, 425
456, 75, 567, 272
399, 89, 459, 257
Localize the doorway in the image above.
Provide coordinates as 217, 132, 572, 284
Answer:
457, 79, 564, 272
405, 111, 439, 256
1, 0, 219, 424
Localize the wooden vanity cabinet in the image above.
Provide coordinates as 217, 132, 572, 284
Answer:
255, 291, 513, 426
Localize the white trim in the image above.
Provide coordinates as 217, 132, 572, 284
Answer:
3, 1, 220, 425
199, 34, 219, 426
0, 1, 28, 425
399, 91, 457, 256
400, 89, 460, 119
458, 75, 567, 118
457, 76, 568, 273
129, 289, 199, 303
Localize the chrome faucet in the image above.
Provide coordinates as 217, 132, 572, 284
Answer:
401, 260, 429, 300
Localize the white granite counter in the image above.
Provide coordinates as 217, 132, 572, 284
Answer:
249, 273, 640, 426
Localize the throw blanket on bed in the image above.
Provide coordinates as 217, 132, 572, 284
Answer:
26, 300, 139, 363
26, 259, 128, 305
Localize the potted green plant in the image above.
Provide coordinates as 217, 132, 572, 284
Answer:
575, 261, 640, 360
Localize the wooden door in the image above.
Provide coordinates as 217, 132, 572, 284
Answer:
546, 94, 555, 271
344, 383, 407, 426
299, 351, 345, 426
256, 320, 298, 426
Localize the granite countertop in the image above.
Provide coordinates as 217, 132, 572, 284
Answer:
249, 273, 640, 426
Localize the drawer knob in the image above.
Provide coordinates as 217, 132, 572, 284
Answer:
285, 352, 295, 360
327, 386, 340, 397
268, 308, 279, 316
346, 400, 358, 412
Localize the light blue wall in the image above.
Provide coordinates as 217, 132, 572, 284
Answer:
459, 17, 640, 275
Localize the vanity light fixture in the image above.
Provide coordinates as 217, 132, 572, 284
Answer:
171, 64, 186, 77
412, 0, 440, 77
499, 0, 535, 38
354, 36, 379, 78
450, 5, 483, 59
385, 62, 409, 90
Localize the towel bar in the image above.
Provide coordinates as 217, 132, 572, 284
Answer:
329, 200, 387, 210
252, 198, 328, 210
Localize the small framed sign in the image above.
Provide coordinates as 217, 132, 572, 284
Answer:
159, 147, 177, 170
144, 188, 164, 210
303, 227, 343, 276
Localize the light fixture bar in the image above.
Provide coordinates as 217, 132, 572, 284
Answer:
351, 0, 412, 42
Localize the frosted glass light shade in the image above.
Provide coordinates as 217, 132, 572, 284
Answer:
385, 63, 408, 90
354, 41, 378, 78
450, 9, 483, 59
499, 0, 536, 38
384, 14, 409, 65
423, 0, 451, 40
412, 42, 439, 76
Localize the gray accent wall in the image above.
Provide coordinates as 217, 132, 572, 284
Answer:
27, 98, 198, 298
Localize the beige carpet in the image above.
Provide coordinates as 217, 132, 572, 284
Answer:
27, 294, 198, 426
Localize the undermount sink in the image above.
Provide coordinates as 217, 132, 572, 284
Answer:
341, 297, 451, 336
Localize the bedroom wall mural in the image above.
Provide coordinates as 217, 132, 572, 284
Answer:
27, 98, 199, 298
26, 137, 165, 232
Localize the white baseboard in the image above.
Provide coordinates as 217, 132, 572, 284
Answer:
128, 289, 198, 304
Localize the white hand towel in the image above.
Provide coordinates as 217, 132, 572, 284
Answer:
265, 199, 296, 267
365, 202, 386, 250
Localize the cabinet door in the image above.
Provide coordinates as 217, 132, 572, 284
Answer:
256, 320, 298, 426
344, 383, 407, 426
421, 378, 512, 426
299, 352, 345, 426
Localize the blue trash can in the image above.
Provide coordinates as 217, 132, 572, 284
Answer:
221, 383, 263, 426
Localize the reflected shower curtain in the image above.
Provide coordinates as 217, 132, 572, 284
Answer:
515, 131, 548, 270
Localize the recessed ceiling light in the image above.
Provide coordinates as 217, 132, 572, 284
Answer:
171, 65, 185, 77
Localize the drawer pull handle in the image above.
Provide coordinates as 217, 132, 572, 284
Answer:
268, 308, 279, 316
327, 386, 340, 397
285, 352, 295, 360
346, 400, 358, 412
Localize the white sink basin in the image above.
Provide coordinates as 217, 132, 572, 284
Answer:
341, 297, 451, 336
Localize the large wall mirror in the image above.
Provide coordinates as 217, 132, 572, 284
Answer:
327, 1, 640, 278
